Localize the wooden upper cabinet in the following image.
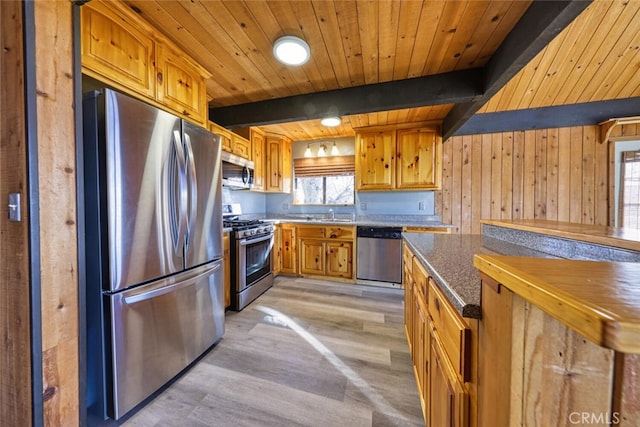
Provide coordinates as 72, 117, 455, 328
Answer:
356, 125, 442, 192
155, 44, 208, 125
396, 128, 441, 190
265, 134, 292, 193
231, 134, 251, 159
356, 129, 396, 191
81, 1, 210, 126
81, 2, 155, 99
250, 128, 266, 192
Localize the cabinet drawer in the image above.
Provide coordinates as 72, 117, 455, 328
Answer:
428, 278, 471, 382
297, 226, 326, 238
325, 226, 354, 239
403, 226, 452, 234
402, 242, 414, 275
412, 258, 428, 305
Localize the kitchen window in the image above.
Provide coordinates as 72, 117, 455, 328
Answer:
293, 155, 355, 205
619, 149, 640, 229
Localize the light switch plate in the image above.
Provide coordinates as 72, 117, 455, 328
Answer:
9, 193, 21, 222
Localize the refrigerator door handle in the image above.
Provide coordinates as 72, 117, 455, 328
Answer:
172, 130, 188, 254
123, 261, 222, 305
183, 132, 198, 247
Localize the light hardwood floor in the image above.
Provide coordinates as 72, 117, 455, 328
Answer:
123, 277, 424, 426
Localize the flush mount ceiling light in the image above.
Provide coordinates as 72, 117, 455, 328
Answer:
320, 116, 341, 127
273, 35, 310, 66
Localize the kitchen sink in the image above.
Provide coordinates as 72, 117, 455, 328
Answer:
303, 217, 353, 223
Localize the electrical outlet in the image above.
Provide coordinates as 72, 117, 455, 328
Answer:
418, 201, 425, 211
360, 202, 367, 210
282, 203, 289, 210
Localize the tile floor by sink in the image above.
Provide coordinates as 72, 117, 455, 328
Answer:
122, 277, 424, 426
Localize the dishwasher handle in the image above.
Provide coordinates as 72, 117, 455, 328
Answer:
356, 226, 403, 239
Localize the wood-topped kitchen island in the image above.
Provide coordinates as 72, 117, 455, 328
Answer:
403, 220, 640, 427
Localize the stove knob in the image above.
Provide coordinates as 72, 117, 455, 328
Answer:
250, 229, 257, 236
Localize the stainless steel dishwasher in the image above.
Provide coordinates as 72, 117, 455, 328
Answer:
356, 226, 403, 286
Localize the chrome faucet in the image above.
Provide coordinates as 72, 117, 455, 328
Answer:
328, 209, 334, 220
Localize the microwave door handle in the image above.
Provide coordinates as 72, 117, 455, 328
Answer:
183, 133, 197, 246
123, 262, 222, 305
173, 130, 188, 254
242, 166, 250, 184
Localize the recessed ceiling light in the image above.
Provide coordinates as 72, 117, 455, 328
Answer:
273, 36, 310, 66
320, 117, 341, 127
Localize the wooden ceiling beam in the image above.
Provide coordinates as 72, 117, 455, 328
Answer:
442, 0, 593, 140
208, 69, 482, 128
455, 97, 640, 136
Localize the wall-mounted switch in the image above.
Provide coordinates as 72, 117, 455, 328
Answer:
418, 201, 425, 211
360, 202, 367, 210
9, 193, 21, 222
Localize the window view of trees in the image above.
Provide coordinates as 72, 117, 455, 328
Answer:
294, 175, 354, 205
621, 150, 640, 229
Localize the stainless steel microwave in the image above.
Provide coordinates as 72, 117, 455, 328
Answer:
221, 151, 254, 190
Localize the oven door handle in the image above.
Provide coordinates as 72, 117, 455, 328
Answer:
238, 233, 274, 246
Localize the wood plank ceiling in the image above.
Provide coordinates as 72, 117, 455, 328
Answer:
122, 1, 639, 141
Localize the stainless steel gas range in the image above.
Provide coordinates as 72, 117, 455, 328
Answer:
223, 205, 275, 311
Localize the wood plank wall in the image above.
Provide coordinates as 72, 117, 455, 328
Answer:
34, 2, 80, 426
436, 124, 640, 233
0, 2, 32, 425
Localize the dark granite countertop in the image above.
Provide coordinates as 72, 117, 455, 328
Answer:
266, 217, 453, 229
403, 233, 556, 319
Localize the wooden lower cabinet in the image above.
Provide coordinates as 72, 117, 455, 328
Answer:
300, 239, 325, 275
279, 224, 297, 275
430, 330, 469, 427
223, 232, 231, 308
405, 243, 475, 427
325, 242, 353, 278
300, 239, 354, 279
296, 225, 355, 280
272, 225, 282, 276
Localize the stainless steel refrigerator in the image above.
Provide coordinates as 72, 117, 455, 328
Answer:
83, 89, 224, 421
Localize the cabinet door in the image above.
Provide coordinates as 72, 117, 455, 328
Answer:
81, 2, 155, 99
209, 122, 232, 152
325, 241, 353, 278
396, 128, 441, 190
300, 240, 325, 276
265, 136, 283, 192
356, 130, 396, 190
223, 233, 231, 308
272, 225, 282, 276
281, 137, 293, 193
403, 250, 414, 345
232, 135, 251, 159
414, 291, 428, 418
251, 128, 266, 191
156, 44, 207, 125
430, 331, 469, 427
280, 225, 297, 275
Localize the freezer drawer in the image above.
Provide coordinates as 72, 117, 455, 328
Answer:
108, 260, 224, 419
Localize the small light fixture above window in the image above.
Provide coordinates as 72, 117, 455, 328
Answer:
273, 35, 310, 66
331, 142, 339, 156
304, 144, 312, 158
317, 143, 328, 157
320, 116, 341, 127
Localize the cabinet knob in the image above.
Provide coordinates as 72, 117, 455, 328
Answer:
157, 72, 163, 83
